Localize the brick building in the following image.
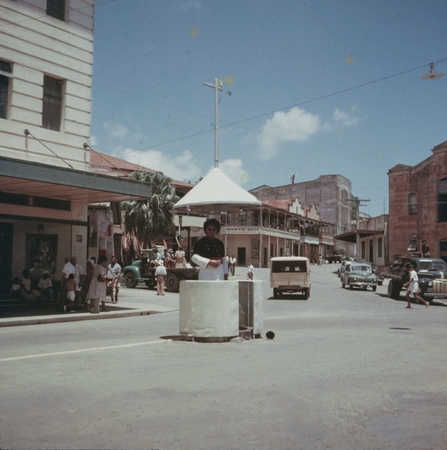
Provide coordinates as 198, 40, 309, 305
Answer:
250, 174, 352, 236
388, 140, 447, 261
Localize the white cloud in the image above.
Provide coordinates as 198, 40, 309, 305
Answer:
256, 107, 321, 160
104, 123, 129, 139
332, 108, 358, 126
120, 148, 201, 182
217, 159, 249, 185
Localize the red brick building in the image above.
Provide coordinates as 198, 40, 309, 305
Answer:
388, 140, 447, 262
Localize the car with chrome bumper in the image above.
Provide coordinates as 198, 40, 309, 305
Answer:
341, 262, 378, 291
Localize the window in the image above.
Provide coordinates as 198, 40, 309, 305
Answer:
438, 179, 447, 222
251, 239, 260, 259
46, 0, 66, 21
42, 75, 63, 131
0, 60, 12, 119
378, 237, 382, 258
408, 193, 417, 215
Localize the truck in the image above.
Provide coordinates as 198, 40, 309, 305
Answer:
326, 252, 344, 264
122, 247, 199, 292
382, 254, 447, 303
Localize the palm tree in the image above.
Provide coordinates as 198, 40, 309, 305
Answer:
122, 171, 179, 247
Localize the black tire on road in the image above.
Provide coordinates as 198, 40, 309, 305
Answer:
165, 273, 180, 292
372, 285, 377, 292
303, 288, 310, 300
387, 279, 401, 299
273, 288, 278, 298
124, 272, 138, 289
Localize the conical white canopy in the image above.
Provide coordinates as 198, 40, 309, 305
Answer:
173, 167, 261, 213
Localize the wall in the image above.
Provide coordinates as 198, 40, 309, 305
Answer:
388, 141, 447, 259
0, 0, 95, 170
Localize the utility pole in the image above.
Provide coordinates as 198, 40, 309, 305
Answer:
354, 198, 370, 259
204, 78, 223, 168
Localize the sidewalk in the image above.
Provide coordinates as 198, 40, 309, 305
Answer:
0, 285, 179, 328
0, 272, 250, 328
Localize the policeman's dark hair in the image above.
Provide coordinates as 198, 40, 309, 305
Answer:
203, 218, 221, 233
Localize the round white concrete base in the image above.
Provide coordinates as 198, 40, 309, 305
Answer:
179, 280, 239, 341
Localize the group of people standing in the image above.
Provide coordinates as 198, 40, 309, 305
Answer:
12, 255, 122, 314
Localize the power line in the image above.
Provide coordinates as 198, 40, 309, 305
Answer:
136, 58, 447, 151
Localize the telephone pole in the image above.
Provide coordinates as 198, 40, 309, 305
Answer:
204, 78, 223, 168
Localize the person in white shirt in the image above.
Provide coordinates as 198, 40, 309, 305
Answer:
247, 262, 254, 280
107, 255, 121, 303
71, 257, 84, 308
37, 271, 53, 303
403, 264, 429, 308
154, 261, 167, 295
229, 255, 237, 276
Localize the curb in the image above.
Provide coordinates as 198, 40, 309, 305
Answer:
0, 309, 178, 328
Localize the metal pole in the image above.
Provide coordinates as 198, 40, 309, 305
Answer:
204, 79, 223, 167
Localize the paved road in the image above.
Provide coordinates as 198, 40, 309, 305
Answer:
1, 264, 446, 450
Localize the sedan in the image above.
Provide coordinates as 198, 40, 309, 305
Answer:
341, 262, 378, 291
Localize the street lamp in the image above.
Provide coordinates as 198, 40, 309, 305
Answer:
421, 63, 445, 80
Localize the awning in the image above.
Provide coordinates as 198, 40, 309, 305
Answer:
334, 229, 383, 243
0, 156, 152, 203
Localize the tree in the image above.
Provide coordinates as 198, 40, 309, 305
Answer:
121, 171, 179, 247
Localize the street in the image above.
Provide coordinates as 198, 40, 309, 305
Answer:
1, 263, 446, 450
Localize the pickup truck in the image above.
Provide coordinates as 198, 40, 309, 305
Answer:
122, 247, 199, 292
382, 256, 447, 303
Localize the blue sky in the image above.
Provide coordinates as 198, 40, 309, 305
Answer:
90, 0, 447, 217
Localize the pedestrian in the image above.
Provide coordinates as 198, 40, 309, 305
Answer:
154, 261, 167, 296
82, 258, 95, 312
65, 273, 76, 313
89, 256, 108, 313
59, 256, 74, 310
191, 218, 228, 281
107, 255, 121, 303
403, 264, 429, 308
247, 261, 254, 280
174, 246, 186, 268
71, 257, 84, 308
229, 255, 237, 276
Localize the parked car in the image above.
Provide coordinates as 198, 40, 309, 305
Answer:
341, 262, 378, 291
270, 256, 311, 299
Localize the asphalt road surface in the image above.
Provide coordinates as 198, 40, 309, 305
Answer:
1, 263, 446, 450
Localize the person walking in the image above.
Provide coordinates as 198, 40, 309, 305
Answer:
403, 264, 429, 308
247, 261, 254, 280
107, 255, 121, 303
154, 261, 167, 296
229, 255, 237, 276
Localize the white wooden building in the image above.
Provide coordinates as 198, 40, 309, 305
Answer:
0, 1, 151, 292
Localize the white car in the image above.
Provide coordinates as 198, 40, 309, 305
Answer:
270, 256, 311, 299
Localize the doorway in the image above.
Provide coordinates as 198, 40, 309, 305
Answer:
0, 223, 13, 292
237, 247, 246, 266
